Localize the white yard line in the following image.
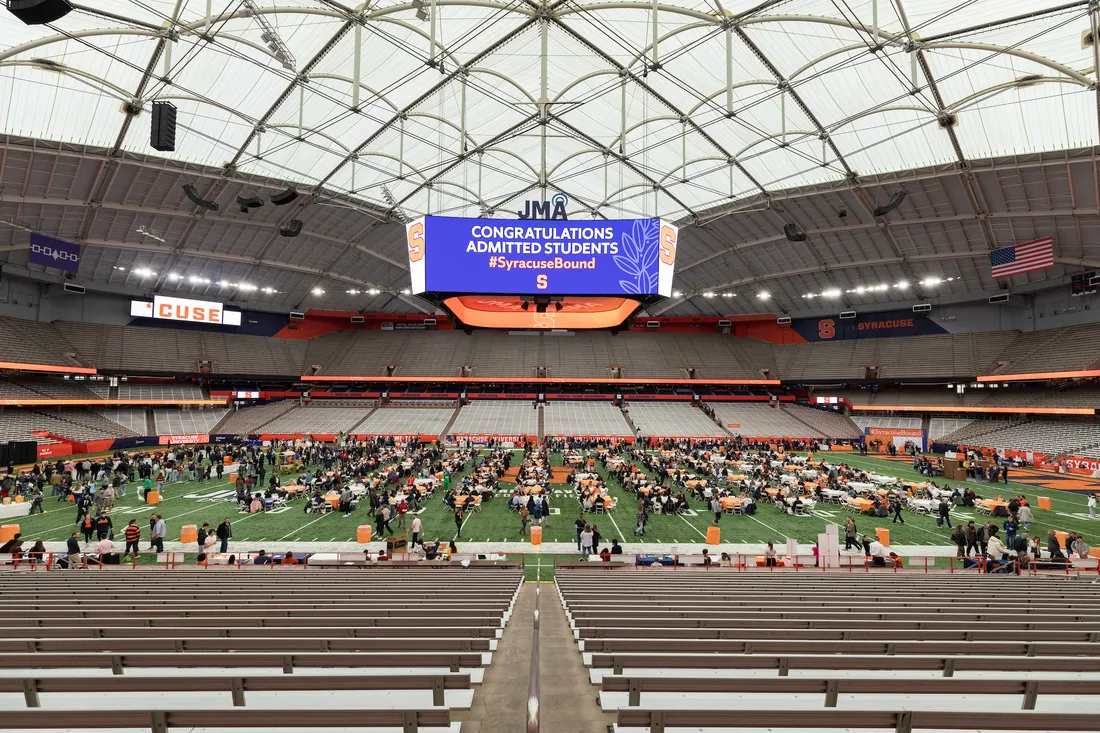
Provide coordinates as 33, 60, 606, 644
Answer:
276, 512, 329, 542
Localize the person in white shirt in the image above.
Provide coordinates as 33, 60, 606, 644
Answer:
410, 515, 422, 547
868, 539, 889, 567
579, 525, 594, 557
1089, 495, 1097, 519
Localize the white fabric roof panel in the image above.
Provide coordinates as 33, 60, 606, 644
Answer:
0, 1, 1096, 316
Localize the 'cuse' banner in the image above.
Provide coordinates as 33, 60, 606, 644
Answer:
792, 309, 949, 342
131, 295, 243, 326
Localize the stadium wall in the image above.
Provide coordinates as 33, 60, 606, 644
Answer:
0, 271, 1096, 341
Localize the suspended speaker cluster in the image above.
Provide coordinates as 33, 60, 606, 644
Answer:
183, 184, 218, 211
279, 219, 303, 238
872, 191, 906, 217
783, 223, 807, 242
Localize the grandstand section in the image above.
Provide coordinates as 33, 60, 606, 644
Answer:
153, 407, 229, 435
357, 406, 458, 438
260, 405, 374, 436
448, 401, 537, 437
543, 401, 633, 437
626, 403, 727, 438
709, 403, 822, 439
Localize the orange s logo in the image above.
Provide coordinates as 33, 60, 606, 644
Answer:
533, 312, 555, 329
818, 319, 835, 340
536, 275, 548, 290
407, 222, 425, 263
659, 224, 677, 265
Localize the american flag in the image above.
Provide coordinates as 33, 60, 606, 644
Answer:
990, 237, 1054, 278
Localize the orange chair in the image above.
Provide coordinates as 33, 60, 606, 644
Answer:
1037, 496, 1052, 510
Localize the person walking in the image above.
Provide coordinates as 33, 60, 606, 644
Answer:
519, 504, 529, 537
964, 521, 980, 557
151, 514, 166, 553
580, 524, 594, 557
216, 518, 232, 553
710, 496, 722, 524
374, 505, 387, 538
454, 506, 464, 538
844, 516, 857, 551
28, 489, 43, 515
937, 497, 952, 528
575, 513, 586, 549
891, 495, 905, 524
410, 515, 422, 548
123, 519, 141, 562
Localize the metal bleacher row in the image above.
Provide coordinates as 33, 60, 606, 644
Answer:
3, 315, 1098, 379
0, 567, 523, 733
556, 570, 1100, 733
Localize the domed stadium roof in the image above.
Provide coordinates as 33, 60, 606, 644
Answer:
0, 0, 1097, 315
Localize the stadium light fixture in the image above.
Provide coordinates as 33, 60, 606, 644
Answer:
312, 288, 324, 295
757, 291, 770, 300
921, 277, 942, 287
239, 283, 257, 292
804, 293, 815, 299
167, 273, 181, 281
368, 288, 380, 295
347, 289, 360, 295
262, 286, 275, 294
822, 289, 841, 298
672, 290, 681, 297
854, 286, 865, 294
402, 288, 411, 295
113, 266, 126, 271
895, 281, 909, 289
703, 292, 715, 298
134, 267, 156, 278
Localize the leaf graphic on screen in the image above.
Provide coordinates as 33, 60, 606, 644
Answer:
619, 279, 641, 294
614, 255, 640, 276
644, 271, 657, 293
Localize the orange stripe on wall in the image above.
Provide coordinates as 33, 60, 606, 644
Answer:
978, 370, 1100, 383
0, 362, 96, 375
851, 405, 1095, 416
301, 375, 782, 386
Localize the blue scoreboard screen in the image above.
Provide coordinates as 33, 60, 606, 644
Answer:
407, 216, 678, 297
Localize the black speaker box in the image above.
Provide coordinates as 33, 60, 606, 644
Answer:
6, 0, 72, 25
151, 100, 177, 152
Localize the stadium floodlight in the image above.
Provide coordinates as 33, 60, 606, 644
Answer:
822, 289, 841, 298
368, 288, 380, 295
312, 288, 324, 295
895, 281, 909, 289
757, 291, 770, 300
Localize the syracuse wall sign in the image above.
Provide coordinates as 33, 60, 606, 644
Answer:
130, 295, 243, 326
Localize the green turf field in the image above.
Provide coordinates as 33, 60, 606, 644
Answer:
10, 450, 1098, 553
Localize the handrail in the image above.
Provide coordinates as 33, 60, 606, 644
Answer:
527, 555, 540, 733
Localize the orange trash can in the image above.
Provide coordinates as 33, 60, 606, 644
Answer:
357, 525, 372, 543
530, 526, 542, 545
1037, 496, 1052, 510
0, 524, 19, 543
875, 528, 890, 546
179, 524, 198, 544
146, 491, 160, 505
13, 496, 23, 503
706, 526, 720, 545
1055, 530, 1068, 549
1, 498, 9, 505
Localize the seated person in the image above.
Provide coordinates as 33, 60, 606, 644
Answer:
791, 496, 804, 514
279, 551, 299, 565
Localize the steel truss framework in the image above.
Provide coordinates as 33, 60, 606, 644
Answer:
0, 0, 1098, 316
